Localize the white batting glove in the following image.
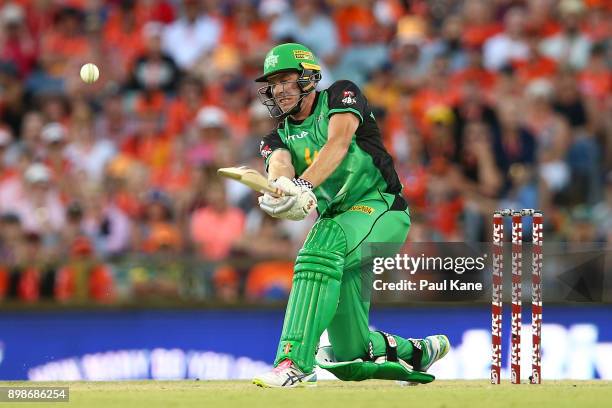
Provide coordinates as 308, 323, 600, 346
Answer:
270, 176, 317, 221
258, 193, 297, 218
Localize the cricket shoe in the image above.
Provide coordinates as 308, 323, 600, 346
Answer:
419, 334, 451, 372
398, 335, 450, 387
253, 359, 317, 388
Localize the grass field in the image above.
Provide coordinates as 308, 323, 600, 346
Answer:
2, 380, 611, 408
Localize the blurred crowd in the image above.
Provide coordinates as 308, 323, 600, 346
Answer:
0, 0, 610, 303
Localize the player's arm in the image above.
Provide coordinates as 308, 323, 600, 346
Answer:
300, 80, 365, 188
299, 113, 358, 187
267, 149, 295, 181
260, 130, 295, 180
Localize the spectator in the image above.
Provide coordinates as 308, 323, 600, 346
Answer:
578, 43, 611, 104
186, 106, 231, 167
162, 0, 220, 70
64, 101, 116, 182
483, 7, 529, 71
134, 190, 182, 254
39, 123, 73, 197
540, 0, 591, 70
128, 22, 180, 94
54, 236, 115, 303
391, 15, 427, 88
121, 111, 171, 169
270, 0, 339, 66
94, 90, 138, 144
494, 98, 537, 178
190, 181, 245, 261
0, 3, 36, 78
0, 213, 21, 267
421, 16, 468, 73
165, 76, 207, 139
4, 112, 42, 168
38, 7, 87, 78
10, 231, 45, 302
82, 194, 132, 258
103, 0, 146, 69
461, 0, 500, 49
513, 28, 558, 86
0, 163, 65, 237
523, 79, 572, 204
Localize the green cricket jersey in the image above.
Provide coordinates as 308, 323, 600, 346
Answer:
260, 80, 405, 217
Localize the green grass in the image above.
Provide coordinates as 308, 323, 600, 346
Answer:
2, 380, 611, 408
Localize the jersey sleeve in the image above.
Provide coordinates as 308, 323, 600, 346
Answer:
259, 130, 288, 170
326, 80, 368, 123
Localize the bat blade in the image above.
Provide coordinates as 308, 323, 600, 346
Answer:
217, 166, 284, 197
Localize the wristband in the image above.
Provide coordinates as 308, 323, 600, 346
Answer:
293, 177, 314, 190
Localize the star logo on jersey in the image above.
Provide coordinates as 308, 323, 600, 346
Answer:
264, 52, 279, 70
260, 141, 272, 159
342, 90, 356, 105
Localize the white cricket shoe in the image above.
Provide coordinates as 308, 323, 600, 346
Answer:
253, 359, 317, 388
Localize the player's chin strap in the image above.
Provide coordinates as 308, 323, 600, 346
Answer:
260, 66, 321, 119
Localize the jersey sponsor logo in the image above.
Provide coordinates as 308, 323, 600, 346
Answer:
260, 141, 273, 159
287, 131, 309, 141
342, 90, 356, 105
293, 50, 314, 60
349, 205, 374, 215
264, 52, 279, 70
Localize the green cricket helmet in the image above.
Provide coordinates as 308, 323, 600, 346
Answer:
256, 43, 322, 118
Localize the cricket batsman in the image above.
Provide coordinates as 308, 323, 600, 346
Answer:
252, 43, 450, 387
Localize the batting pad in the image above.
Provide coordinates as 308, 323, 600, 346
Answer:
274, 219, 346, 373
315, 346, 435, 383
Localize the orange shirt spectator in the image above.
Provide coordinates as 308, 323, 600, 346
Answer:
150, 146, 193, 195
579, 44, 611, 102
121, 132, 171, 170
333, 4, 377, 45
219, 2, 269, 54
103, 2, 148, 67
165, 77, 207, 138
39, 7, 88, 77
122, 111, 171, 169
513, 56, 557, 85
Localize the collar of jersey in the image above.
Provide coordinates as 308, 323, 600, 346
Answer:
287, 91, 320, 125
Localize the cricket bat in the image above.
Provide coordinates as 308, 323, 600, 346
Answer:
217, 166, 285, 197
